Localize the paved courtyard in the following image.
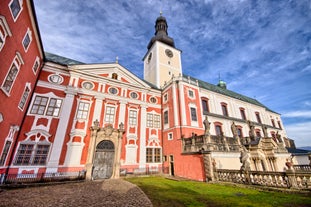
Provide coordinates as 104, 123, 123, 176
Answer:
0, 179, 153, 207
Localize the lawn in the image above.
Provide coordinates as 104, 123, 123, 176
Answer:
126, 176, 311, 207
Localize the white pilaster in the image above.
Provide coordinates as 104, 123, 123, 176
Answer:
46, 86, 77, 172
92, 96, 104, 123
118, 100, 127, 124
172, 82, 179, 127
178, 82, 186, 125
139, 105, 147, 168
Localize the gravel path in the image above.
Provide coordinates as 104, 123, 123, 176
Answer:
0, 179, 153, 207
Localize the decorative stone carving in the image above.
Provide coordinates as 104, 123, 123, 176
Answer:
240, 146, 251, 172
203, 116, 210, 136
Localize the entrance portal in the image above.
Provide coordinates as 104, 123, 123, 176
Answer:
92, 140, 115, 179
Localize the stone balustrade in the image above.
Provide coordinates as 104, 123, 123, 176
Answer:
216, 169, 311, 190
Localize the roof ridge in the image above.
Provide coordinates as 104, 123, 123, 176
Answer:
183, 74, 278, 114
45, 52, 85, 65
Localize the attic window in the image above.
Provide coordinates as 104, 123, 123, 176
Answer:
112, 73, 118, 80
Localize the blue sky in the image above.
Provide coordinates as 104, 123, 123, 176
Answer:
33, 0, 311, 147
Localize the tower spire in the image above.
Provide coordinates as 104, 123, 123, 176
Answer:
147, 13, 175, 49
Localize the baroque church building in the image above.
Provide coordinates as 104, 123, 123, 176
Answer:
1, 1, 298, 182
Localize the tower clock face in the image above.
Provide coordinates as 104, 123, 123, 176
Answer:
165, 49, 173, 58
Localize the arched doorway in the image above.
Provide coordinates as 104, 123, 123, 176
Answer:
92, 140, 115, 179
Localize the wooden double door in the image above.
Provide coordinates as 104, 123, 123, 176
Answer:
92, 140, 115, 180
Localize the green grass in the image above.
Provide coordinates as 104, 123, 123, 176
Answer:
126, 176, 311, 207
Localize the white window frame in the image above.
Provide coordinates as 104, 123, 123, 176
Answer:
146, 113, 161, 128
9, 0, 23, 22
1, 53, 23, 96
18, 82, 31, 111
146, 147, 162, 163
0, 16, 12, 52
163, 93, 168, 103
76, 101, 90, 120
128, 109, 137, 126
189, 104, 198, 127
168, 132, 173, 140
105, 105, 116, 124
0, 125, 19, 166
188, 88, 195, 99
29, 94, 63, 117
22, 28, 32, 52
32, 56, 40, 74
14, 141, 50, 166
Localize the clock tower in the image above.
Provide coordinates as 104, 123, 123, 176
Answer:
143, 13, 182, 88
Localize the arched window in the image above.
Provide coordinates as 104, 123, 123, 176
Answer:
237, 126, 243, 138
221, 102, 229, 117
255, 112, 262, 124
201, 98, 209, 114
239, 107, 246, 120
112, 73, 118, 80
214, 122, 223, 136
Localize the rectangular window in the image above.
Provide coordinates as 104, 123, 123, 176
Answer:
32, 145, 50, 165
22, 32, 30, 51
163, 94, 168, 102
18, 86, 30, 110
146, 148, 153, 163
146, 148, 161, 163
32, 58, 39, 74
129, 110, 137, 126
76, 102, 90, 119
202, 99, 209, 114
271, 119, 276, 127
2, 63, 18, 94
215, 125, 222, 136
221, 104, 228, 117
154, 115, 160, 128
168, 133, 173, 140
188, 89, 194, 98
147, 113, 153, 127
30, 96, 48, 115
147, 114, 161, 128
154, 148, 161, 162
164, 110, 168, 124
240, 108, 246, 120
0, 140, 12, 166
255, 112, 262, 124
46, 98, 62, 117
9, 0, 22, 20
190, 107, 197, 121
14, 144, 34, 165
105, 106, 115, 124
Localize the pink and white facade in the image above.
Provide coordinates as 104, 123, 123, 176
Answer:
1, 7, 298, 182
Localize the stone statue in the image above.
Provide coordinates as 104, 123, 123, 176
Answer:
285, 157, 293, 170
248, 120, 255, 141
203, 116, 211, 135
231, 121, 238, 138
262, 125, 268, 138
240, 146, 251, 172
276, 131, 282, 142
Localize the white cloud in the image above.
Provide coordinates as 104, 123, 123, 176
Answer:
282, 111, 311, 118
285, 121, 311, 147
